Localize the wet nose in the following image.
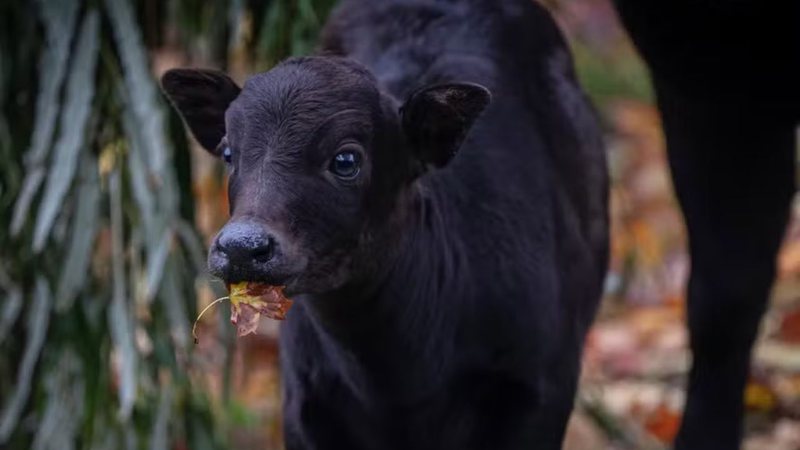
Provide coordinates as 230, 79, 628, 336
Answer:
209, 221, 275, 278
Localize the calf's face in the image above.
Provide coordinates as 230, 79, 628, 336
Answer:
162, 57, 489, 295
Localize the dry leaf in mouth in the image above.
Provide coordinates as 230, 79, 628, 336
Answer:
228, 282, 293, 337
192, 282, 293, 342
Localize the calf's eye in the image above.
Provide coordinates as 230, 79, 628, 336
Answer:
329, 150, 361, 179
222, 146, 232, 164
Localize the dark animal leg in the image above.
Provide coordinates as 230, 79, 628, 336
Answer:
656, 84, 796, 450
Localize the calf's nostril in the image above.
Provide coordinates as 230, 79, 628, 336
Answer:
250, 240, 273, 263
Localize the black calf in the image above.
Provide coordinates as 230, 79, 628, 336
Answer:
163, 0, 607, 448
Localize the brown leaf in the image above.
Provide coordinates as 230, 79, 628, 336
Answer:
778, 308, 800, 344
643, 403, 681, 443
229, 282, 293, 337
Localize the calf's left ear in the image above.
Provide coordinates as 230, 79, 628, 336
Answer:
400, 82, 491, 168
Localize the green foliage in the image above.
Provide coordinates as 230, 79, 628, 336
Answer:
572, 42, 654, 105
0, 0, 334, 448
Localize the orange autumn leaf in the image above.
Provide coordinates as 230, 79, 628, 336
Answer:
644, 404, 681, 443
745, 381, 777, 412
229, 282, 293, 337
192, 282, 293, 342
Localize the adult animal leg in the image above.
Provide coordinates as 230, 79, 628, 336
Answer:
657, 86, 796, 450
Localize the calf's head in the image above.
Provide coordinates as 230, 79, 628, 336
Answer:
162, 57, 489, 295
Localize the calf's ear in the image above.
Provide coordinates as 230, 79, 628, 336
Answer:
400, 83, 491, 168
161, 68, 241, 155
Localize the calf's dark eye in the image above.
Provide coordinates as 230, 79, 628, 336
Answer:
329, 150, 361, 179
222, 146, 232, 164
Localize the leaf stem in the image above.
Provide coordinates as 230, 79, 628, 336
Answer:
192, 296, 229, 344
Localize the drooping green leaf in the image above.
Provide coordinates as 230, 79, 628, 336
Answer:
0, 267, 22, 345
107, 169, 137, 421
55, 153, 100, 311
32, 10, 100, 252
105, 0, 170, 184
160, 255, 191, 351
0, 277, 53, 442
149, 379, 174, 450
10, 0, 80, 235
31, 349, 85, 450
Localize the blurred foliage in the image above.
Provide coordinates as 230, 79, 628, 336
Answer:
0, 0, 334, 448
547, 0, 654, 105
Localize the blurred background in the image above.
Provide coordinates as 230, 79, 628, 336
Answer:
1, 0, 799, 449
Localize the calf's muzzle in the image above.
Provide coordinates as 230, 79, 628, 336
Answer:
208, 220, 277, 282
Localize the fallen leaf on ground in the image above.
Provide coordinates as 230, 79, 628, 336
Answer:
643, 403, 681, 443
745, 380, 777, 412
777, 307, 800, 344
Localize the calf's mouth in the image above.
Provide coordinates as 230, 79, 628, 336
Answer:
206, 219, 303, 326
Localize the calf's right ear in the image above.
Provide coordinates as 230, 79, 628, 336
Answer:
161, 68, 241, 155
